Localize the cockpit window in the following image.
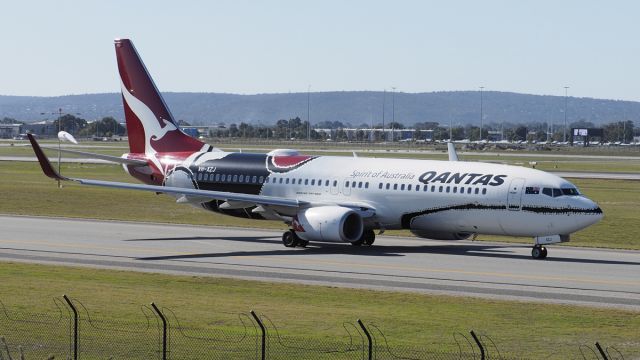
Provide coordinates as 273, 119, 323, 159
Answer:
525, 187, 540, 194
542, 188, 552, 197
561, 187, 580, 196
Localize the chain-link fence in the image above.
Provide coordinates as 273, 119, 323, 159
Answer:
0, 295, 629, 360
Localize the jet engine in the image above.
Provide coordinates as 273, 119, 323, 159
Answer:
410, 230, 472, 240
295, 206, 363, 243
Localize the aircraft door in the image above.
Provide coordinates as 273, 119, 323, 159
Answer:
330, 178, 339, 195
507, 178, 525, 211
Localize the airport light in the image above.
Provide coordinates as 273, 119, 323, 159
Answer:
479, 86, 484, 141
307, 85, 311, 142
381, 89, 386, 141
563, 86, 569, 143
391, 87, 396, 142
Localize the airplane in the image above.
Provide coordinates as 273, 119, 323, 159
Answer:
27, 38, 604, 259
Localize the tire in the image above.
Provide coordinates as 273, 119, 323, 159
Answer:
362, 230, 376, 246
282, 231, 298, 247
532, 246, 545, 259
540, 246, 548, 259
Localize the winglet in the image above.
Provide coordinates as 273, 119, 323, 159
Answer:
27, 133, 68, 181
447, 142, 459, 161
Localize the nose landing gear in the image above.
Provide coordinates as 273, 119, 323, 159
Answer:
531, 245, 548, 259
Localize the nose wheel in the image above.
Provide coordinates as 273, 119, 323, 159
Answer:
531, 245, 548, 259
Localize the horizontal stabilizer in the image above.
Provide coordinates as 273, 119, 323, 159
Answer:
39, 146, 148, 166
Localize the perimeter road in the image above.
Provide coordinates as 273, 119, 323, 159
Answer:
0, 216, 638, 310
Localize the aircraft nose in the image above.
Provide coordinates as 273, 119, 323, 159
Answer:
578, 197, 603, 228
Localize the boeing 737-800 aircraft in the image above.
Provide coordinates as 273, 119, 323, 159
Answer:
28, 39, 603, 259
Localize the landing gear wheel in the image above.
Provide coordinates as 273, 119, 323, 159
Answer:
362, 230, 376, 246
531, 246, 548, 259
352, 230, 376, 247
282, 230, 299, 248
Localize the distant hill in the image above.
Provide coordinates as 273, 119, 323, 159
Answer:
1, 91, 639, 126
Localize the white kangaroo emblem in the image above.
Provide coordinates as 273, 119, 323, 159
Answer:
121, 81, 179, 175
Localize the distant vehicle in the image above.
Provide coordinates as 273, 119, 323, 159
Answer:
27, 38, 604, 259
13, 134, 28, 140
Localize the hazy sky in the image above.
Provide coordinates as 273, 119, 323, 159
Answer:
2, 0, 640, 100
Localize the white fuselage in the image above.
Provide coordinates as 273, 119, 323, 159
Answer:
177, 151, 603, 239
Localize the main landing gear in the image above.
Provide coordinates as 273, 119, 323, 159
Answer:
351, 229, 376, 247
531, 245, 548, 260
282, 230, 308, 248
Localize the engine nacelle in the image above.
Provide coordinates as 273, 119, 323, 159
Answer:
410, 230, 472, 240
295, 206, 363, 243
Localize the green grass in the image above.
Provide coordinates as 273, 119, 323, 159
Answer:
0, 261, 638, 359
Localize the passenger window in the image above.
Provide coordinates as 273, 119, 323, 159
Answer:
482, 188, 487, 195
311, 179, 315, 185
333, 180, 338, 187
286, 178, 290, 184
467, 187, 471, 194
386, 183, 390, 190
298, 179, 302, 185
379, 183, 383, 189
542, 188, 552, 197
239, 175, 244, 183
345, 181, 349, 188
325, 180, 330, 186
215, 174, 220, 182
407, 184, 412, 191
553, 188, 562, 197
446, 186, 450, 193
400, 184, 405, 191
232, 175, 238, 183
197, 173, 202, 181
305, 179, 309, 185
259, 176, 264, 183
279, 178, 283, 184
453, 187, 457, 193
431, 185, 435, 192
416, 185, 420, 191
459, 187, 464, 193
365, 182, 369, 189
221, 174, 226, 182
252, 176, 257, 183
474, 188, 479, 194
358, 182, 363, 188
352, 181, 356, 188
393, 184, 398, 190
318, 179, 322, 186
439, 186, 443, 192
423, 185, 428, 192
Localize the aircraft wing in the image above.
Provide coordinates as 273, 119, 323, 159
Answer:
28, 134, 305, 208
39, 145, 148, 166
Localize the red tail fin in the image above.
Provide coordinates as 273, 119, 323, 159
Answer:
114, 38, 206, 154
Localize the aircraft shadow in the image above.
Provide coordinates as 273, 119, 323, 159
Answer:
131, 236, 640, 266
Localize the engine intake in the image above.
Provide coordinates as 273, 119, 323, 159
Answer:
295, 206, 363, 243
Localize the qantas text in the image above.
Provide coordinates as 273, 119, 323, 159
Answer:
418, 171, 507, 186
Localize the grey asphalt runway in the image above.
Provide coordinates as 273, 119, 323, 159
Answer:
0, 215, 638, 310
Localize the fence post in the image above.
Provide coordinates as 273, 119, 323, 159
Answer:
595, 342, 609, 360
62, 295, 78, 360
357, 319, 372, 360
151, 303, 167, 360
250, 310, 265, 360
469, 330, 485, 360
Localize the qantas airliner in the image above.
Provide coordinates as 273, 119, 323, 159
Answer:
28, 38, 603, 259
